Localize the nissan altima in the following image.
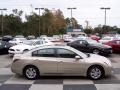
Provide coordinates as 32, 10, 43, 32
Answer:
11, 45, 112, 80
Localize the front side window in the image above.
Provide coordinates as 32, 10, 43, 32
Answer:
32, 48, 55, 57
57, 48, 77, 58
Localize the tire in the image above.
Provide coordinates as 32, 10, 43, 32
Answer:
23, 65, 40, 80
87, 65, 104, 80
93, 49, 100, 54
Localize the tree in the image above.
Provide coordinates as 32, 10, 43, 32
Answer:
0, 14, 23, 36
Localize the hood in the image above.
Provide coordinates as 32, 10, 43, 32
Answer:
10, 44, 32, 50
85, 54, 112, 66
90, 43, 111, 49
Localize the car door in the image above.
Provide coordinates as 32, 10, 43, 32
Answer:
56, 48, 85, 75
31, 48, 58, 75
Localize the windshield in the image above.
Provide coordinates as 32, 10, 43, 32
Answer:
23, 41, 34, 45
87, 39, 98, 44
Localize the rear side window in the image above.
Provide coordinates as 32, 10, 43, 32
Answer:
32, 48, 55, 57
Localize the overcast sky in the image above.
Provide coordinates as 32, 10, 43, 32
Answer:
0, 0, 120, 27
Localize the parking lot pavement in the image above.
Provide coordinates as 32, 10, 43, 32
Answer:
0, 54, 120, 90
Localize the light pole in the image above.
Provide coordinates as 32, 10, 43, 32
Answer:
100, 7, 110, 26
35, 8, 44, 36
67, 7, 76, 19
0, 8, 7, 36
67, 7, 76, 28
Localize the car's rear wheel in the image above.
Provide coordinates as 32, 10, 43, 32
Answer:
87, 65, 104, 80
93, 49, 100, 54
23, 65, 40, 80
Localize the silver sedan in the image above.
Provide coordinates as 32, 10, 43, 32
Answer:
11, 45, 112, 80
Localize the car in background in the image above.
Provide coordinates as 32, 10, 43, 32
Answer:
99, 36, 117, 44
8, 39, 54, 55
15, 35, 24, 38
112, 34, 120, 40
67, 39, 112, 55
2, 35, 13, 42
11, 45, 112, 80
0, 41, 14, 54
27, 35, 35, 40
76, 36, 88, 40
37, 36, 55, 42
9, 38, 27, 45
104, 40, 120, 53
63, 34, 73, 42
53, 35, 61, 42
90, 35, 100, 42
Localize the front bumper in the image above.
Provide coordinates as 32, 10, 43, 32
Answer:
100, 48, 112, 55
8, 49, 23, 54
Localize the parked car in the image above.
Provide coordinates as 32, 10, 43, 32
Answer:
63, 35, 73, 42
27, 35, 35, 40
0, 41, 14, 54
2, 35, 13, 42
11, 45, 112, 80
99, 36, 117, 44
8, 39, 54, 55
53, 35, 61, 42
67, 39, 112, 55
104, 40, 120, 53
15, 35, 24, 38
90, 35, 100, 42
37, 36, 55, 42
9, 38, 27, 45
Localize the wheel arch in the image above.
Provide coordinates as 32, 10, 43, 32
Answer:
87, 64, 105, 77
23, 64, 40, 76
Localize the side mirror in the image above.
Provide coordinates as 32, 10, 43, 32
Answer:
75, 56, 80, 59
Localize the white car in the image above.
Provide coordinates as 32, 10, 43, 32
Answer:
9, 38, 27, 45
11, 45, 112, 80
8, 39, 54, 55
99, 36, 117, 44
37, 36, 57, 42
63, 35, 73, 42
53, 35, 61, 42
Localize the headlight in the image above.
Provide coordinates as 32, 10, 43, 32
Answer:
104, 60, 112, 67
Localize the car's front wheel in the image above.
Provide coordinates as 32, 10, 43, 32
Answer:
23, 65, 40, 80
87, 65, 104, 80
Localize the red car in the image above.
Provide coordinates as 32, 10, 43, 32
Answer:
90, 35, 100, 42
104, 40, 120, 53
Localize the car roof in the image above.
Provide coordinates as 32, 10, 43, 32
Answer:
30, 44, 70, 51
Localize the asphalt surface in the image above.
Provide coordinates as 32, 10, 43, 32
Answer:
0, 54, 120, 90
